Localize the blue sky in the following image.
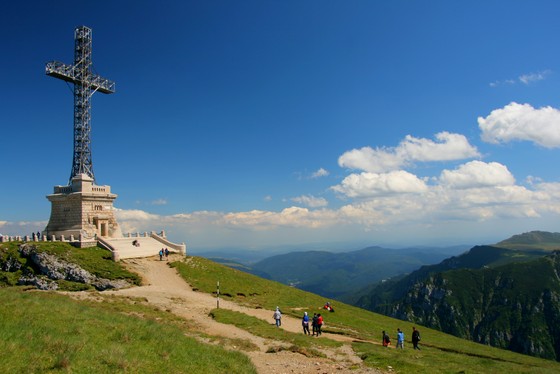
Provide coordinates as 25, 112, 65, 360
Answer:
2, 1, 560, 251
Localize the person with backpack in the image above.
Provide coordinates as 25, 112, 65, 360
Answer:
273, 307, 282, 327
412, 326, 421, 350
312, 313, 318, 336
302, 312, 310, 335
382, 330, 391, 347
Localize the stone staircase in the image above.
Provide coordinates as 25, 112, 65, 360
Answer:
100, 235, 186, 260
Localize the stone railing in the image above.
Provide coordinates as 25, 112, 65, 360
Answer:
0, 233, 96, 246
150, 231, 187, 255
96, 237, 120, 261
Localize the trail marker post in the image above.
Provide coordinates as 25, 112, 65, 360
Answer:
217, 281, 220, 309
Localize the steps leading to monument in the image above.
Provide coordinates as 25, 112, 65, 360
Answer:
103, 237, 181, 260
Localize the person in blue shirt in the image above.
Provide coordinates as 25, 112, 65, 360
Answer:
302, 312, 310, 334
396, 328, 405, 349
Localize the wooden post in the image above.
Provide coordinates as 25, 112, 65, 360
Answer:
217, 281, 220, 309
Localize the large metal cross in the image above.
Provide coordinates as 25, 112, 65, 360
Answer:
46, 26, 115, 184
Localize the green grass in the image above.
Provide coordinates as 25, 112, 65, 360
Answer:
0, 241, 141, 288
172, 256, 560, 373
209, 308, 340, 354
0, 287, 256, 373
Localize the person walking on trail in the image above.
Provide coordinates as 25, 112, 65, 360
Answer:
316, 314, 324, 336
312, 313, 318, 336
412, 326, 421, 350
164, 248, 169, 260
302, 312, 310, 335
382, 330, 391, 347
158, 249, 164, 261
396, 328, 404, 349
273, 307, 282, 327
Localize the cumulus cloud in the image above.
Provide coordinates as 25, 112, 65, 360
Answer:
398, 132, 480, 162
338, 146, 403, 173
331, 170, 428, 198
478, 102, 560, 148
291, 195, 328, 208
311, 168, 330, 178
114, 209, 160, 221
338, 132, 479, 173
438, 161, 515, 189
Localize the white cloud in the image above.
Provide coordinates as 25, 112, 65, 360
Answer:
438, 161, 515, 189
291, 195, 328, 208
398, 132, 480, 162
311, 168, 329, 178
151, 198, 168, 206
331, 170, 428, 198
489, 70, 550, 87
519, 70, 550, 85
338, 146, 403, 173
478, 102, 560, 148
114, 209, 160, 221
338, 132, 479, 173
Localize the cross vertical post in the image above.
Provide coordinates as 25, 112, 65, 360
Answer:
46, 26, 115, 184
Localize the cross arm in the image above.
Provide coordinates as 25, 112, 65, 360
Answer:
45, 61, 115, 94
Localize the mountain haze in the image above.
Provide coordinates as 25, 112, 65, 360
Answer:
246, 245, 468, 301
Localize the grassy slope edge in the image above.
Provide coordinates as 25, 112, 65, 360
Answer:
171, 256, 560, 373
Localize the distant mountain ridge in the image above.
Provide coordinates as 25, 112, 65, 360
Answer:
355, 231, 560, 361
244, 245, 468, 301
496, 231, 560, 250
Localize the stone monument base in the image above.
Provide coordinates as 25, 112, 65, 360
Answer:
44, 173, 122, 247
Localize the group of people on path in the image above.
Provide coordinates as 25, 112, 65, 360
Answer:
382, 327, 421, 350
274, 305, 422, 350
273, 307, 324, 336
158, 247, 169, 261
301, 312, 323, 336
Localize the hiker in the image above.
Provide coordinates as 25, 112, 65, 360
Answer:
317, 314, 323, 336
158, 248, 164, 261
302, 312, 310, 335
412, 326, 421, 350
164, 247, 169, 260
396, 328, 404, 349
324, 301, 335, 312
382, 330, 391, 347
312, 313, 318, 336
273, 307, 282, 327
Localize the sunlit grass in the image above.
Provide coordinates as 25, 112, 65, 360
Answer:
172, 256, 560, 373
0, 287, 256, 373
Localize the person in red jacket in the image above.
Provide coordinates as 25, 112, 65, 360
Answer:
316, 314, 323, 336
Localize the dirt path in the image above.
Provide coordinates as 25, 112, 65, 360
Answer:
101, 256, 382, 373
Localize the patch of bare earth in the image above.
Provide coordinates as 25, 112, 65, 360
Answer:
71, 255, 383, 373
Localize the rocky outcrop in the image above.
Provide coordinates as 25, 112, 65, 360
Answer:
16, 244, 131, 291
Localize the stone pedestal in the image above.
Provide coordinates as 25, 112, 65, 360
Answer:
44, 173, 122, 247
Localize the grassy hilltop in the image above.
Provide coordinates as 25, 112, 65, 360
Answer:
1, 241, 560, 373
